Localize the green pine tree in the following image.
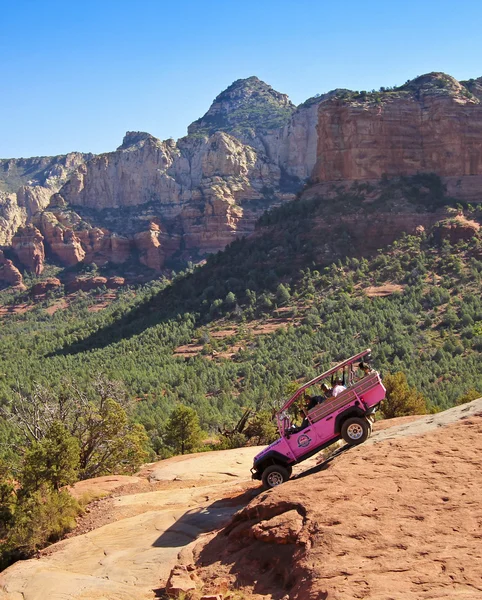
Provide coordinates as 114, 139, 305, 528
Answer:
164, 405, 203, 455
22, 421, 80, 492
381, 372, 427, 419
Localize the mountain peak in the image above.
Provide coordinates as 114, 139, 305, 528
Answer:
118, 131, 159, 150
187, 76, 296, 139
398, 72, 464, 95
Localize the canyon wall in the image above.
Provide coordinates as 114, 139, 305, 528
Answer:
313, 73, 482, 201
0, 152, 91, 245
1, 72, 482, 285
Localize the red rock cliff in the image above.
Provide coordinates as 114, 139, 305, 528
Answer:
314, 73, 482, 201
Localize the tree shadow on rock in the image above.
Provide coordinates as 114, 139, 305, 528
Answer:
152, 488, 260, 549
292, 443, 352, 481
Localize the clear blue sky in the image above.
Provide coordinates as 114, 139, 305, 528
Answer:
1, 0, 481, 158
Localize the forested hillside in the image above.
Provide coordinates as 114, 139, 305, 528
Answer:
1, 178, 481, 457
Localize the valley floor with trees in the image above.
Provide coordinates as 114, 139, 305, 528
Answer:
0, 178, 481, 566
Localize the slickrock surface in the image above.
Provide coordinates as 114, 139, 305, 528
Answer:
2, 402, 482, 600
192, 399, 482, 600
0, 447, 262, 600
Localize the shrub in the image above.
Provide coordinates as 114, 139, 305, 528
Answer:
244, 411, 278, 445
22, 421, 80, 492
456, 388, 481, 405
2, 487, 80, 565
164, 405, 203, 455
381, 372, 427, 419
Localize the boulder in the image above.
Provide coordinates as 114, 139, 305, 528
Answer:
31, 278, 61, 296
165, 565, 196, 597
250, 509, 304, 544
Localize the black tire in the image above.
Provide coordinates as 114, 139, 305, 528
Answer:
261, 464, 290, 489
341, 417, 370, 445
285, 465, 293, 478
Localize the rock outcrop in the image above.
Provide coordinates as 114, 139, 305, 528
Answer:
65, 276, 108, 293
0, 152, 91, 246
0, 250, 25, 289
190, 402, 482, 600
2, 72, 482, 276
31, 277, 61, 296
0, 191, 24, 246
39, 211, 86, 266
313, 73, 482, 201
0, 152, 93, 194
12, 225, 45, 275
57, 129, 288, 257
187, 76, 296, 150
433, 214, 480, 244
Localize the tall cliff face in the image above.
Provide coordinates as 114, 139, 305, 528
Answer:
313, 73, 482, 200
0, 152, 92, 245
0, 152, 93, 194
1, 72, 482, 286
57, 130, 286, 258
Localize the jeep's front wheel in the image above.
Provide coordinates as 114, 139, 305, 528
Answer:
262, 464, 290, 489
341, 417, 370, 445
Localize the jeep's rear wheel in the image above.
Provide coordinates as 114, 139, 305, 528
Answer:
341, 417, 370, 445
262, 465, 290, 489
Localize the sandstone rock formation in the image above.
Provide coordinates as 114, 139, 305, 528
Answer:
189, 400, 482, 600
2, 72, 482, 276
31, 277, 61, 296
12, 225, 45, 275
0, 152, 93, 194
0, 191, 24, 246
57, 129, 287, 257
2, 405, 482, 600
39, 211, 86, 265
165, 565, 197, 596
106, 276, 125, 289
187, 76, 296, 151
313, 73, 482, 201
65, 276, 108, 293
0, 152, 91, 246
134, 223, 166, 271
0, 250, 25, 289
433, 214, 480, 244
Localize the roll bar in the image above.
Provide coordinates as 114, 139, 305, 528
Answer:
277, 348, 372, 414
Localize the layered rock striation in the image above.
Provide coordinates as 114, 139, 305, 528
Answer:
1, 72, 482, 286
0, 152, 91, 246
313, 73, 482, 201
12, 225, 45, 275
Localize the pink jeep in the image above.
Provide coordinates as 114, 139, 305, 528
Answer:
251, 349, 386, 489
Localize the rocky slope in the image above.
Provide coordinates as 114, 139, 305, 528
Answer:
177, 398, 482, 600
1, 72, 482, 288
313, 73, 482, 201
1, 400, 481, 600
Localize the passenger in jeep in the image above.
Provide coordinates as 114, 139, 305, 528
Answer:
332, 378, 346, 397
